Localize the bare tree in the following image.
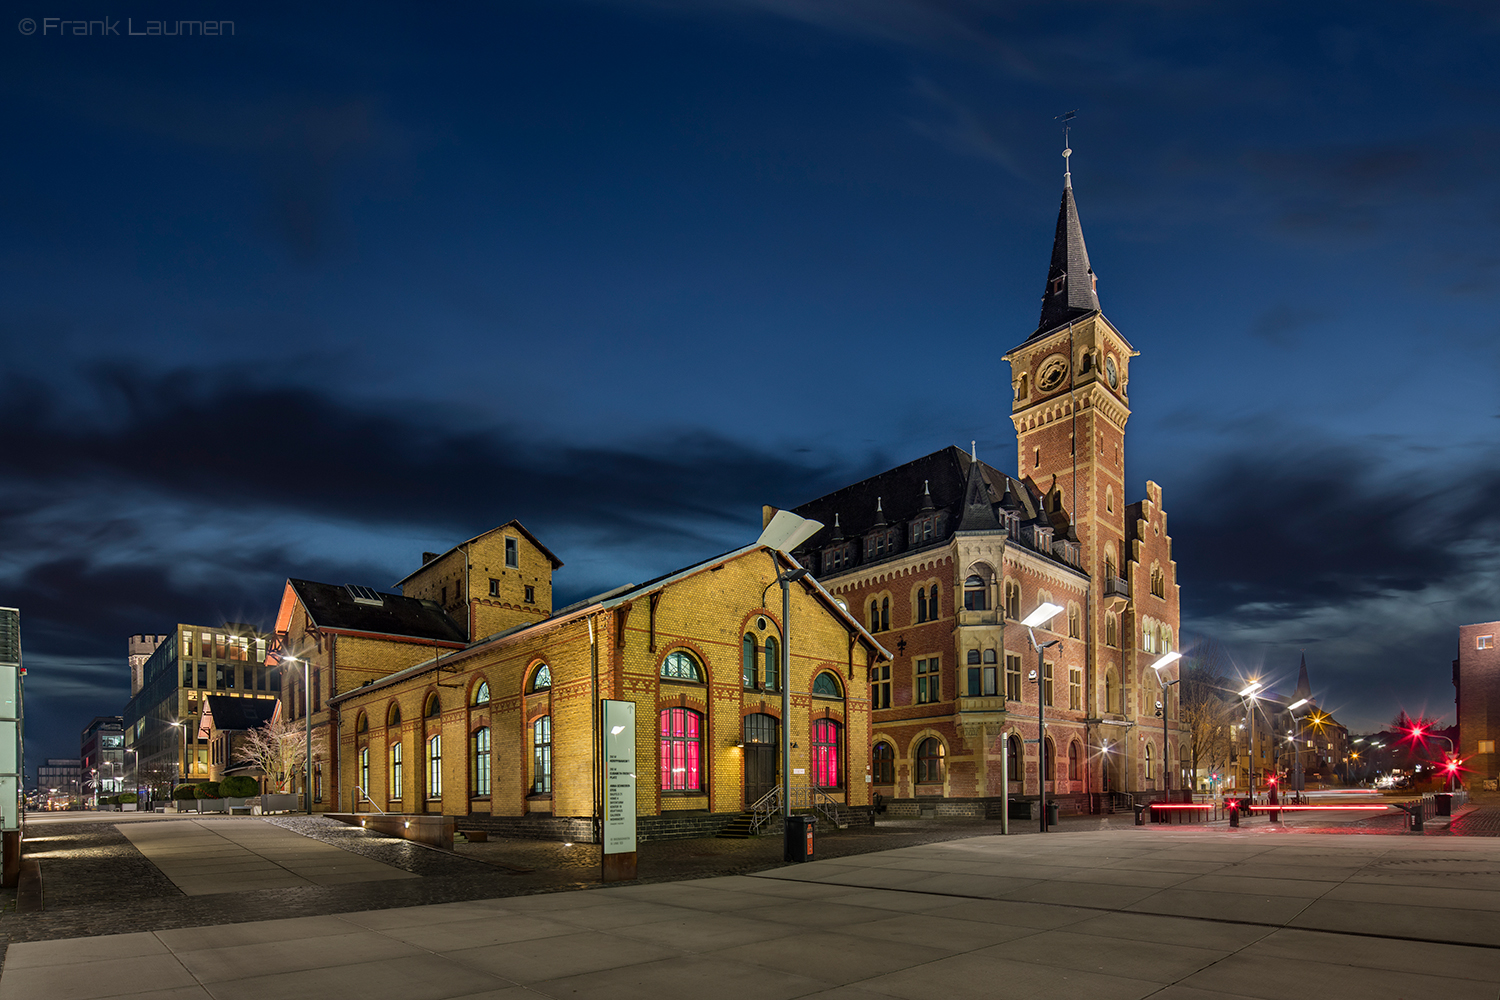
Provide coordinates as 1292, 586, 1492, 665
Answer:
1179, 638, 1235, 789
232, 717, 307, 792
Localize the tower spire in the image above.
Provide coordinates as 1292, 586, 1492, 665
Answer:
1035, 115, 1100, 338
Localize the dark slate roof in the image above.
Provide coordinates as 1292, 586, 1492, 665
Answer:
790, 446, 1048, 556
202, 695, 277, 732
288, 579, 466, 643
1295, 654, 1312, 701
1032, 172, 1101, 339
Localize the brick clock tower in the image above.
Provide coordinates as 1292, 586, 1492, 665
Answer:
1002, 147, 1182, 795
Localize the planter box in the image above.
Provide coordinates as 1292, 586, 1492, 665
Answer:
120, 804, 137, 812
195, 799, 226, 813
252, 794, 301, 814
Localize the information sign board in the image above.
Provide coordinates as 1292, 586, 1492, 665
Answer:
601, 699, 636, 856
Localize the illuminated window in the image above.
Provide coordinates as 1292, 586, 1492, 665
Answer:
659, 707, 702, 792
389, 742, 402, 800
1069, 668, 1082, 711
472, 680, 489, 705
1479, 635, 1494, 650
471, 727, 490, 796
531, 716, 551, 793
1043, 662, 1054, 707
528, 663, 551, 692
426, 735, 442, 798
811, 719, 842, 788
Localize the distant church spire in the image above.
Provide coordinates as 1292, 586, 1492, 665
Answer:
1295, 653, 1312, 701
1035, 133, 1101, 338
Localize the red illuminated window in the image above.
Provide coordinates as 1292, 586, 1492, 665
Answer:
812, 719, 842, 788
659, 707, 702, 792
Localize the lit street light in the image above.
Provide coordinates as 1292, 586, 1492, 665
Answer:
1021, 601, 1064, 833
281, 653, 313, 815
1149, 651, 1182, 794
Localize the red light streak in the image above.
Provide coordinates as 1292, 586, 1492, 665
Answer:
1245, 804, 1389, 811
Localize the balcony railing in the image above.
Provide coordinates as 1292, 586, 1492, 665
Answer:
957, 695, 1009, 714
956, 609, 1000, 627
1103, 576, 1130, 600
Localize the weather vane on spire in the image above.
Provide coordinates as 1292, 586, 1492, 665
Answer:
1055, 109, 1078, 181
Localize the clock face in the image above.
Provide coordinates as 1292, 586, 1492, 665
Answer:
1037, 355, 1069, 392
1105, 356, 1119, 389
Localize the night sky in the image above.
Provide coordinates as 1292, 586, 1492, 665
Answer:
5, 2, 1498, 769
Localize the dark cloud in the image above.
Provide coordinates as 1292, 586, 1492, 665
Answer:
1172, 440, 1500, 627
1249, 304, 1330, 348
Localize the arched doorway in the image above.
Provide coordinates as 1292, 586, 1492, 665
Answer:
743, 714, 778, 805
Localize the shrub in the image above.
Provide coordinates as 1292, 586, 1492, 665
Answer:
172, 784, 198, 801
193, 781, 222, 799
117, 792, 138, 804
219, 776, 259, 798
100, 795, 116, 806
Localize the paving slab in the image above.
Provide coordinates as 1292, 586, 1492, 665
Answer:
9, 827, 1500, 1000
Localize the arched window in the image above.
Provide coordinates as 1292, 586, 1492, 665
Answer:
528, 663, 552, 692
1144, 743, 1154, 782
1104, 672, 1116, 714
359, 747, 370, 799
659, 707, 703, 791
964, 575, 988, 612
1105, 614, 1118, 647
426, 734, 442, 798
1068, 741, 1081, 782
661, 650, 703, 682
1105, 552, 1116, 579
1106, 487, 1114, 513
387, 703, 401, 728
967, 649, 981, 665
983, 649, 997, 664
1043, 736, 1056, 782
355, 713, 368, 734
389, 742, 403, 800
471, 727, 490, 796
763, 636, 779, 691
872, 742, 895, 784
472, 680, 490, 705
1068, 606, 1080, 639
916, 587, 928, 623
916, 737, 945, 784
812, 672, 842, 698
927, 586, 938, 621
870, 600, 879, 631
742, 634, 757, 688
1005, 581, 1021, 619
1006, 733, 1022, 782
811, 719, 842, 788
532, 716, 552, 794
425, 693, 440, 718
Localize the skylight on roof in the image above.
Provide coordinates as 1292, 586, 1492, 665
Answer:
345, 585, 385, 606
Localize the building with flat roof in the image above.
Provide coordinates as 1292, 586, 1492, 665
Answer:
37, 758, 82, 809
1455, 620, 1500, 787
80, 716, 124, 808
123, 623, 277, 798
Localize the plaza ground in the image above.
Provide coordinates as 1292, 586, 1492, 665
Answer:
3, 803, 1500, 999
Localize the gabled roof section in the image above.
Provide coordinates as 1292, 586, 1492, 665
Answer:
279, 579, 467, 645
955, 446, 1004, 534
1032, 171, 1101, 340
331, 544, 891, 706
394, 520, 563, 587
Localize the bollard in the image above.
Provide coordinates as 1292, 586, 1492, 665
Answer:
1408, 802, 1423, 832
1228, 799, 1239, 828
1134, 804, 1146, 826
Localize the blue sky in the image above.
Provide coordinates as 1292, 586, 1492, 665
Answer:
4, 1, 1498, 767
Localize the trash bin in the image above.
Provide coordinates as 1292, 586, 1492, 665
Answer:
1407, 802, 1424, 832
1046, 800, 1060, 828
1133, 804, 1146, 826
784, 815, 815, 862
1435, 793, 1453, 816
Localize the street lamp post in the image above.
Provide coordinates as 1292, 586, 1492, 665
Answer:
169, 720, 187, 792
756, 510, 825, 863
281, 654, 313, 814
1021, 602, 1064, 833
1238, 681, 1262, 800
1148, 652, 1182, 796
1284, 699, 1310, 802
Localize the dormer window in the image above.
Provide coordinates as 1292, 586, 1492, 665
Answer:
1051, 272, 1067, 295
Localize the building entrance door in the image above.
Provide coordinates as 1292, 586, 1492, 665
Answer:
743, 713, 778, 806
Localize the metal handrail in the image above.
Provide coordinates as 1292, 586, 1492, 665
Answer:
748, 784, 849, 833
352, 785, 387, 815
749, 785, 781, 834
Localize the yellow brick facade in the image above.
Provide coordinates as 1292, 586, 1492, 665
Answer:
327, 546, 884, 831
